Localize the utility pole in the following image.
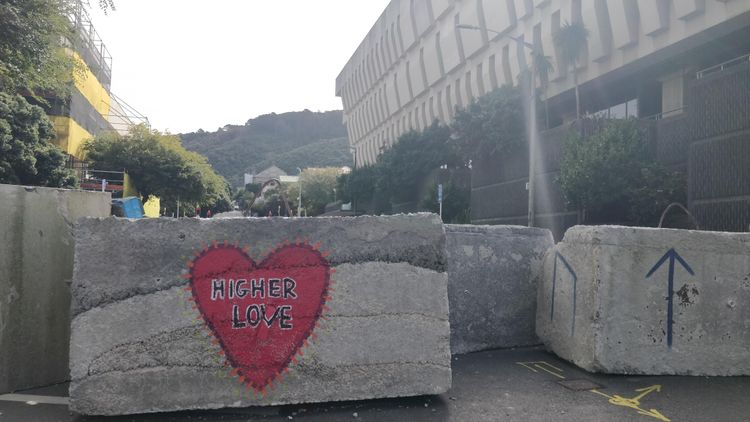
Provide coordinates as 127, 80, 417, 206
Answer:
456, 25, 539, 227
527, 61, 537, 227
297, 168, 303, 217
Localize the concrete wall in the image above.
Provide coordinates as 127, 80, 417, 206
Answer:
0, 184, 110, 393
445, 225, 553, 354
537, 225, 750, 375
336, 0, 750, 165
69, 214, 451, 415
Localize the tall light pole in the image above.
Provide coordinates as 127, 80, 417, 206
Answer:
296, 167, 303, 218
349, 147, 358, 215
456, 24, 540, 227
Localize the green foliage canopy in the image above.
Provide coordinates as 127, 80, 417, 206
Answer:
451, 85, 525, 156
559, 119, 685, 225
0, 0, 79, 97
298, 167, 341, 216
84, 126, 232, 212
376, 123, 460, 204
0, 93, 76, 187
337, 164, 378, 207
338, 87, 525, 219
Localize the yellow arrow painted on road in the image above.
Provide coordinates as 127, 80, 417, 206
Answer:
638, 408, 670, 421
632, 385, 662, 402
591, 385, 670, 421
608, 385, 663, 410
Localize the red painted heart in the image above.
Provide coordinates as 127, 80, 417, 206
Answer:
188, 242, 330, 391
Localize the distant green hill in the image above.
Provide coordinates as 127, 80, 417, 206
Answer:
181, 110, 351, 187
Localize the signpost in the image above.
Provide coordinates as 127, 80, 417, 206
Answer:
438, 184, 443, 220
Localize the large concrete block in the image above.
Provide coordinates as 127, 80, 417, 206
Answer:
70, 214, 451, 415
445, 225, 553, 354
537, 225, 750, 375
0, 184, 110, 393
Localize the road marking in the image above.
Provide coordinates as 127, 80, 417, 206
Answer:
0, 394, 69, 406
590, 385, 670, 421
517, 360, 670, 421
516, 361, 566, 379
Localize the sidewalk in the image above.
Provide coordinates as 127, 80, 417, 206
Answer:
2, 347, 748, 421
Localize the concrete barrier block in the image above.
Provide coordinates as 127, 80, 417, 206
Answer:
537, 225, 750, 375
445, 225, 553, 354
70, 214, 451, 415
0, 184, 110, 393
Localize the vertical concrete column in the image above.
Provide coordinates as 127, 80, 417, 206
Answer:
0, 185, 110, 393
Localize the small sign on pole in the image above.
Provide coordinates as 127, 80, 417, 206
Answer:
437, 184, 443, 220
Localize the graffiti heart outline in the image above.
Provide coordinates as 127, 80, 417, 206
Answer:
181, 239, 335, 396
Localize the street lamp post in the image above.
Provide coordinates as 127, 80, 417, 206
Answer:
349, 147, 358, 215
296, 167, 303, 218
456, 24, 539, 227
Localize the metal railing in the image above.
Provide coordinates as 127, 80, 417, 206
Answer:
66, 0, 113, 86
641, 107, 687, 121
78, 169, 126, 197
696, 53, 750, 79
104, 92, 151, 135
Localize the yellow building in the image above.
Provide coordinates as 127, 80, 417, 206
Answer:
44, 1, 159, 217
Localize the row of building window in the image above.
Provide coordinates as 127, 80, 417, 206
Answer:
349, 44, 520, 152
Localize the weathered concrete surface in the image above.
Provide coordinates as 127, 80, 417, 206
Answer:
0, 184, 110, 393
70, 214, 451, 415
537, 225, 750, 375
445, 225, 553, 354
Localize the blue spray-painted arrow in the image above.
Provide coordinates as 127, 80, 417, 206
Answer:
551, 252, 577, 336
646, 248, 695, 348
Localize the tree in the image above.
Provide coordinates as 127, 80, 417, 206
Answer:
0, 0, 80, 98
298, 167, 342, 216
84, 126, 231, 213
251, 185, 294, 217
559, 119, 685, 225
376, 123, 460, 205
0, 93, 76, 187
419, 178, 471, 224
234, 188, 255, 215
451, 85, 525, 156
337, 164, 378, 207
554, 21, 589, 120
339, 88, 526, 217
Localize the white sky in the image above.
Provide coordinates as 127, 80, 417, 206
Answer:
88, 1, 390, 134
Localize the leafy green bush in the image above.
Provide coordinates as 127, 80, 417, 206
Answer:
0, 93, 76, 187
420, 180, 471, 224
337, 164, 379, 206
559, 119, 685, 225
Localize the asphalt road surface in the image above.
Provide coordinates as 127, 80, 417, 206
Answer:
1, 347, 748, 421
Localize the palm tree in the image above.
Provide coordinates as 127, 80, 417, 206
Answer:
554, 21, 589, 120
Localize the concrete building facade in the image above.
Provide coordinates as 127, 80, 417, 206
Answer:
336, 0, 750, 166
337, 0, 750, 237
